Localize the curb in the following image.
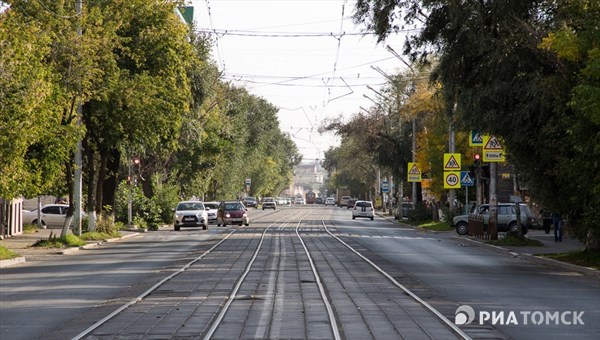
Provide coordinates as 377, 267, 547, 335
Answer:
453, 235, 600, 278
0, 232, 142, 267
0, 256, 26, 268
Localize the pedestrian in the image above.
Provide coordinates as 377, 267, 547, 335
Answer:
541, 209, 552, 234
552, 212, 562, 242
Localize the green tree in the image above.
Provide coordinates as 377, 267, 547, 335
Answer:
353, 0, 600, 248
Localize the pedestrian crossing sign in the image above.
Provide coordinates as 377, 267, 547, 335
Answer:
460, 171, 474, 186
407, 162, 422, 182
443, 153, 461, 171
469, 131, 485, 146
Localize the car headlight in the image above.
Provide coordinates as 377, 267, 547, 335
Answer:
243, 213, 248, 217
225, 213, 230, 218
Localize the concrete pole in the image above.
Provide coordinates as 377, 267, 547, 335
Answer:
448, 114, 456, 210
489, 162, 498, 240
412, 119, 417, 207
72, 0, 83, 236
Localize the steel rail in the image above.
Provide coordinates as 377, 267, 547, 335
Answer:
71, 210, 281, 340
320, 220, 472, 340
202, 210, 311, 340
295, 216, 342, 340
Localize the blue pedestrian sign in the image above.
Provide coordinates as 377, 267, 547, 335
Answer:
460, 171, 474, 186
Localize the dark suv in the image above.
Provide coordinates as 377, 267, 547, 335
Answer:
242, 196, 258, 208
453, 203, 536, 235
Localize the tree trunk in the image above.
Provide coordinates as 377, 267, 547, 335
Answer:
101, 148, 120, 212
86, 144, 96, 231
95, 151, 108, 214
61, 160, 74, 238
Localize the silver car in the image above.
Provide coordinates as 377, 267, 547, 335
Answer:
453, 203, 536, 235
173, 201, 208, 231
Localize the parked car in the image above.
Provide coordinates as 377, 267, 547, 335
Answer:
22, 204, 85, 228
204, 201, 220, 224
242, 197, 258, 208
325, 197, 335, 206
316, 197, 324, 204
217, 201, 249, 226
294, 197, 305, 205
173, 201, 208, 231
453, 203, 535, 235
339, 195, 352, 207
346, 198, 357, 209
352, 200, 374, 220
262, 197, 277, 210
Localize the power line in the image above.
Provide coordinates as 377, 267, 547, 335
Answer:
194, 28, 420, 38
204, 0, 225, 71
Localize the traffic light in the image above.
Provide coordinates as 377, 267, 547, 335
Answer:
474, 152, 481, 166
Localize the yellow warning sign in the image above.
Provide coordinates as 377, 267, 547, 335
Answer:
483, 135, 505, 162
443, 153, 461, 171
407, 162, 422, 182
444, 171, 461, 189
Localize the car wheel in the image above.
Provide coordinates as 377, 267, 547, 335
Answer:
245, 223, 249, 226
262, 207, 265, 210
352, 216, 355, 220
223, 223, 227, 227
174, 225, 180, 231
203, 225, 207, 230
508, 222, 519, 234
239, 224, 242, 226
370, 217, 374, 221
456, 222, 468, 235
217, 223, 221, 227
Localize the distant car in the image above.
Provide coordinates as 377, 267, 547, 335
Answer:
217, 201, 249, 226
453, 203, 535, 235
316, 197, 324, 204
22, 204, 84, 228
294, 197, 305, 205
262, 197, 277, 210
339, 195, 352, 207
242, 197, 258, 208
173, 201, 208, 231
346, 198, 357, 209
394, 202, 414, 219
204, 201, 220, 224
352, 200, 374, 220
325, 197, 335, 206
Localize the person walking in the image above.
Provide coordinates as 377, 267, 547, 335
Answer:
541, 209, 552, 234
552, 212, 562, 242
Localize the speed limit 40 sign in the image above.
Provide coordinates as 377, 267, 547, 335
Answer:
444, 171, 461, 189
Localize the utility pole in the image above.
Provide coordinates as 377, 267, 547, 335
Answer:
72, 0, 83, 236
448, 106, 456, 210
489, 162, 498, 240
412, 119, 417, 207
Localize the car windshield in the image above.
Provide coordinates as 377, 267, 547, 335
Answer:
204, 203, 219, 210
264, 198, 274, 202
355, 202, 372, 208
176, 202, 204, 211
224, 203, 244, 210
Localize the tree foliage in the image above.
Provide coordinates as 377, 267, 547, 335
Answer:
353, 0, 600, 248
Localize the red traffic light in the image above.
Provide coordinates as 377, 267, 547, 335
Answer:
474, 153, 481, 161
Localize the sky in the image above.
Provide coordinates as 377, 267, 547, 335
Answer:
191, 0, 415, 163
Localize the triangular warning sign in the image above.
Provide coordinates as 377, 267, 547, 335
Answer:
444, 155, 460, 169
409, 164, 420, 174
484, 135, 502, 149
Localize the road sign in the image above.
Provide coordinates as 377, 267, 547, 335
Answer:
245, 178, 251, 185
444, 171, 461, 189
469, 131, 484, 146
483, 135, 505, 162
381, 181, 389, 193
460, 171, 474, 186
443, 153, 461, 171
407, 162, 422, 182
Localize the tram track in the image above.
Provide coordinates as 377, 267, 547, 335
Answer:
71, 207, 470, 339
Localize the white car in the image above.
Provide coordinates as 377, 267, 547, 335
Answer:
203, 201, 220, 224
173, 201, 208, 231
339, 195, 352, 207
325, 197, 335, 206
294, 197, 305, 205
352, 200, 374, 221
22, 204, 84, 228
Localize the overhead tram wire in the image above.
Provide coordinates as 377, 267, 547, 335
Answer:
204, 0, 225, 71
194, 28, 421, 38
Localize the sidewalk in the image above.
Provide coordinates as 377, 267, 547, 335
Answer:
0, 228, 141, 268
377, 212, 598, 278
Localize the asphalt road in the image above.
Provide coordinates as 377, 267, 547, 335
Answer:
0, 205, 598, 339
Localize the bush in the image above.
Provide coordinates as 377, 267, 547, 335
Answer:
408, 203, 433, 222
114, 177, 173, 230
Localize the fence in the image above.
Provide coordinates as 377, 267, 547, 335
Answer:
0, 198, 24, 238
